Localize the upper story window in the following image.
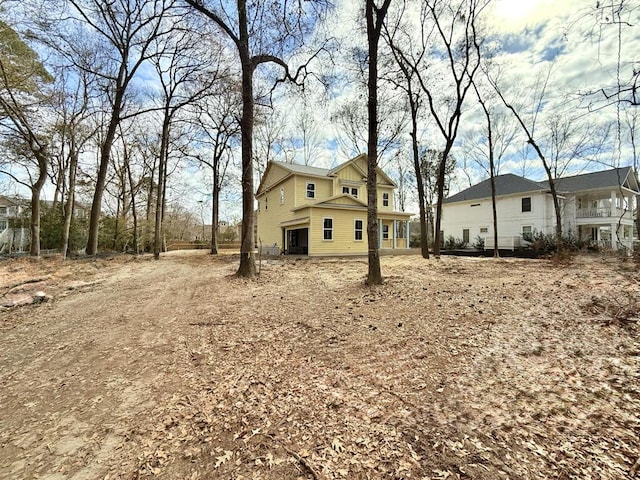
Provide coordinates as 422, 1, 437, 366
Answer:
265, 196, 268, 210
342, 186, 359, 198
306, 182, 315, 199
0, 220, 7, 231
280, 188, 285, 205
521, 197, 532, 212
383, 192, 389, 207
0, 206, 7, 215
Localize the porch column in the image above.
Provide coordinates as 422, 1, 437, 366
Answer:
611, 222, 619, 248
611, 190, 617, 217
406, 221, 410, 249
379, 219, 382, 248
393, 220, 397, 249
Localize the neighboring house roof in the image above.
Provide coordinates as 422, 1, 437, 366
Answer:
443, 174, 548, 204
444, 167, 640, 204
540, 166, 639, 193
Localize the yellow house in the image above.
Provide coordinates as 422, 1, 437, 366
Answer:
255, 154, 413, 256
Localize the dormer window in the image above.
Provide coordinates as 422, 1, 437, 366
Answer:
342, 186, 358, 198
306, 182, 315, 199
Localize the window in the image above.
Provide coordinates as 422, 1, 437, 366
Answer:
480, 227, 488, 234
280, 188, 285, 205
522, 197, 532, 212
0, 220, 6, 231
382, 224, 389, 239
522, 225, 532, 241
383, 192, 389, 207
323, 218, 333, 240
306, 182, 315, 199
0, 206, 6, 215
257, 200, 260, 212
351, 187, 358, 198
265, 196, 268, 210
354, 219, 363, 240
342, 186, 350, 194
462, 228, 470, 244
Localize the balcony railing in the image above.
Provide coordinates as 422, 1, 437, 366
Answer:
577, 208, 612, 218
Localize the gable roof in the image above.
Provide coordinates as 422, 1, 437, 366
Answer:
443, 174, 547, 204
256, 155, 397, 197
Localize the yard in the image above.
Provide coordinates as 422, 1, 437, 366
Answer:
1, 251, 638, 479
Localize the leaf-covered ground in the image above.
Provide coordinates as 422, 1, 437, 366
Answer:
1, 251, 638, 479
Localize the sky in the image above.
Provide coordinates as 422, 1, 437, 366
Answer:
2, 0, 639, 225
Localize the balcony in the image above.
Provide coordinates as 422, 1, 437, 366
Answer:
576, 208, 612, 218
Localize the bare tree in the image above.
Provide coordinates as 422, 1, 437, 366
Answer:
403, 0, 488, 257
55, 0, 177, 255
384, 2, 431, 258
185, 0, 331, 277
364, 0, 393, 285
0, 20, 53, 256
149, 24, 227, 260
191, 87, 241, 254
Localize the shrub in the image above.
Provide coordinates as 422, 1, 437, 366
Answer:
444, 235, 467, 250
472, 235, 485, 251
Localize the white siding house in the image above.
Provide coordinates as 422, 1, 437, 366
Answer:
440, 167, 639, 250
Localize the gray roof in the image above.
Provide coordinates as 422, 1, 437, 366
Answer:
540, 166, 638, 193
443, 174, 546, 203
444, 167, 639, 204
271, 160, 330, 177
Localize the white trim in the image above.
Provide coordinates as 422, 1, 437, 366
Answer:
322, 217, 333, 241
306, 182, 316, 199
354, 218, 364, 241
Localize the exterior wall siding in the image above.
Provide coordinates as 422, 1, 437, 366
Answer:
441, 193, 551, 241
295, 176, 332, 206
257, 176, 297, 250
308, 208, 369, 256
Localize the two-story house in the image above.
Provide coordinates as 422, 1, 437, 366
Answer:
440, 166, 639, 250
255, 154, 413, 256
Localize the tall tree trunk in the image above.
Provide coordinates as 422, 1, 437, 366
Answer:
154, 114, 170, 259
211, 167, 219, 255
408, 91, 429, 259
236, 1, 257, 277
29, 152, 48, 257
126, 158, 138, 254
365, 0, 391, 285
61, 146, 78, 260
86, 88, 124, 255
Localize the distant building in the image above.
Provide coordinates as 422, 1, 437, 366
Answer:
440, 167, 639, 250
0, 196, 30, 253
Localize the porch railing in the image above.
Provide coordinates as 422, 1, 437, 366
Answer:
576, 208, 612, 218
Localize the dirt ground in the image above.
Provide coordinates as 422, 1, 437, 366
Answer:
0, 250, 638, 480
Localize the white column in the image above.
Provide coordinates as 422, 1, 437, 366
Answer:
378, 219, 382, 248
393, 220, 397, 249
406, 221, 410, 249
611, 190, 617, 217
